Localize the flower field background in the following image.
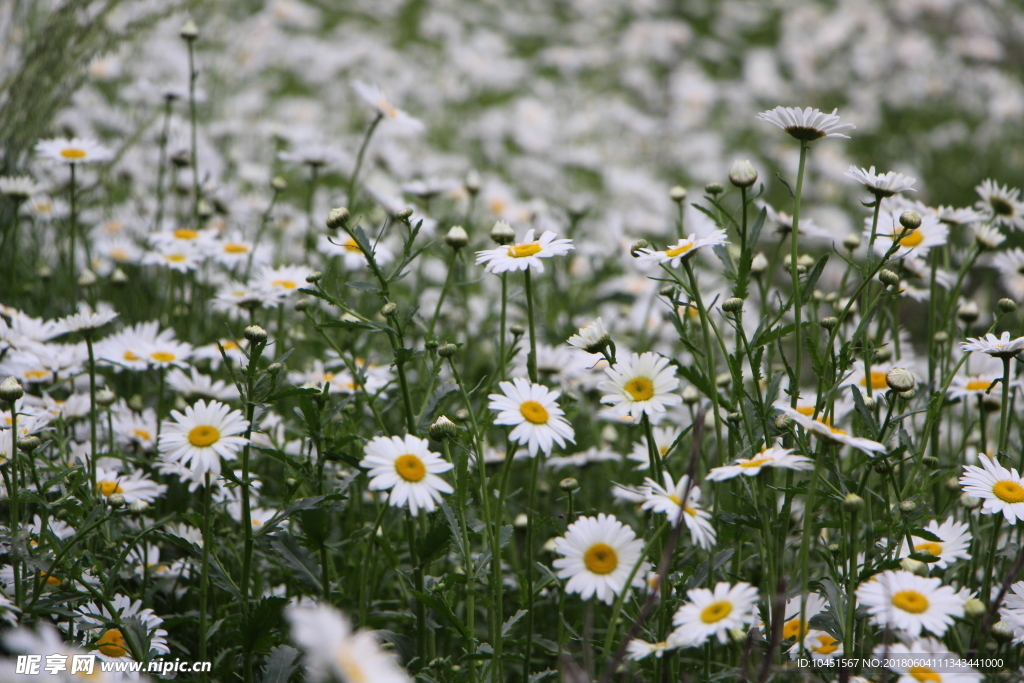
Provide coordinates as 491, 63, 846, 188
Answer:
2, 0, 1024, 681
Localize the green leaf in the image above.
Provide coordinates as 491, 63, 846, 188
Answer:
243, 596, 288, 655
259, 645, 300, 683
346, 280, 383, 294
410, 590, 469, 639
266, 386, 322, 402
800, 253, 829, 305
910, 528, 942, 542
271, 533, 322, 591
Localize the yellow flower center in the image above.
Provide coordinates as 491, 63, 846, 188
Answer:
700, 600, 733, 624
509, 242, 542, 258
489, 198, 508, 215
909, 667, 941, 682
98, 481, 123, 496
994, 480, 1024, 503
583, 542, 618, 574
272, 279, 297, 289
668, 494, 682, 505
60, 148, 87, 159
827, 425, 848, 436
174, 228, 199, 239
665, 242, 694, 258
41, 571, 61, 586
97, 629, 128, 658
862, 371, 888, 391
377, 99, 399, 119
165, 254, 187, 263
395, 454, 426, 482
684, 505, 697, 516
133, 429, 151, 442
892, 590, 929, 613
811, 634, 840, 654
223, 243, 249, 253
124, 351, 140, 361
966, 379, 991, 391
150, 351, 176, 362
894, 229, 924, 247
914, 541, 943, 558
740, 457, 772, 468
25, 370, 48, 380
782, 618, 807, 640
110, 248, 129, 261
658, 445, 669, 455
343, 238, 362, 253
519, 400, 550, 425
624, 377, 654, 401
796, 405, 815, 416
338, 649, 369, 683
188, 425, 221, 447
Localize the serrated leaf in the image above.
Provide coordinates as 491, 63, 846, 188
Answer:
259, 645, 300, 683
243, 597, 288, 655
345, 280, 383, 294
415, 513, 451, 565
410, 590, 469, 639
271, 533, 322, 591
502, 609, 528, 637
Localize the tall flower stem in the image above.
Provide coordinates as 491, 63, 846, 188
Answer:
789, 141, 810, 406
428, 250, 459, 338
7, 401, 21, 608
303, 163, 321, 254
198, 472, 212, 683
406, 510, 427, 664
155, 95, 174, 231
999, 355, 1013, 454
69, 163, 78, 304
187, 37, 201, 229
524, 268, 538, 384
499, 273, 508, 379
641, 413, 663, 483
238, 337, 266, 645
85, 335, 99, 493
444, 437, 476, 683
346, 113, 383, 208
523, 453, 540, 681
683, 260, 724, 463
796, 440, 826, 655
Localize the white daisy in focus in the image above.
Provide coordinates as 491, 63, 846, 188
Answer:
635, 230, 729, 268
36, 137, 114, 164
95, 466, 167, 504
475, 226, 574, 274
567, 317, 611, 355
757, 107, 855, 141
775, 404, 886, 456
626, 426, 679, 470
488, 377, 575, 457
855, 570, 965, 637
352, 81, 425, 134
705, 445, 812, 481
640, 473, 716, 550
845, 166, 916, 197
599, 352, 681, 422
876, 637, 982, 683
286, 603, 412, 683
359, 434, 453, 516
552, 513, 648, 605
158, 399, 250, 481
668, 581, 759, 647
961, 332, 1024, 359
899, 517, 971, 569
975, 179, 1024, 231
960, 455, 1024, 523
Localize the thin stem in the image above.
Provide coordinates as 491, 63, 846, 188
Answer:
69, 163, 78, 304
347, 113, 383, 207
789, 141, 810, 407
187, 39, 201, 229
683, 260, 724, 463
304, 163, 321, 254
999, 356, 1012, 454
428, 249, 459, 337
525, 268, 538, 384
155, 96, 173, 231
198, 472, 212, 683
86, 336, 98, 493
7, 400, 20, 608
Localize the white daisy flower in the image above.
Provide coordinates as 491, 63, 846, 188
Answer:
998, 581, 1024, 643
625, 639, 674, 661
475, 226, 574, 274
254, 264, 314, 300
599, 352, 681, 422
95, 466, 167, 504
35, 137, 114, 164
845, 166, 916, 197
640, 473, 716, 550
775, 404, 886, 455
975, 179, 1024, 231
868, 209, 947, 258
212, 231, 269, 269
359, 434, 453, 516
668, 581, 759, 647
157, 399, 250, 481
787, 630, 842, 661
56, 304, 118, 335
961, 331, 1024, 359
488, 377, 575, 457
705, 445, 812, 481
567, 317, 611, 354
974, 223, 1006, 250
352, 80, 425, 135
286, 603, 412, 683
635, 229, 729, 268
626, 426, 679, 470
960, 455, 1024, 523
0, 175, 40, 199
993, 248, 1024, 298
142, 241, 205, 272
899, 517, 971, 569
76, 594, 170, 659
855, 570, 966, 637
876, 638, 982, 683
552, 513, 648, 605
776, 593, 828, 641
756, 107, 855, 141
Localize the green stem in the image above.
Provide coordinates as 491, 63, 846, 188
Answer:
187, 39, 201, 229
7, 400, 20, 608
155, 96, 173, 231
683, 260, 724, 463
347, 113, 383, 208
999, 356, 1012, 454
199, 472, 212, 683
428, 249, 459, 338
524, 268, 538, 384
86, 336, 98, 493
790, 141, 810, 407
523, 453, 540, 681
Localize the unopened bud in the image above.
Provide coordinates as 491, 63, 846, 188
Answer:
244, 325, 268, 343
998, 298, 1017, 314
96, 389, 116, 407
271, 176, 288, 192
899, 389, 916, 401
465, 170, 481, 195
490, 220, 515, 245
886, 368, 915, 392
729, 160, 758, 188
428, 415, 458, 441
380, 302, 398, 318
267, 363, 283, 376
750, 252, 768, 274
681, 386, 700, 405
960, 493, 982, 509
843, 234, 861, 251
669, 186, 687, 203
128, 394, 145, 412
396, 207, 414, 223
445, 225, 469, 250
705, 182, 725, 197
933, 331, 949, 343
0, 377, 24, 403
559, 477, 580, 493
305, 271, 322, 284
78, 269, 98, 288
17, 435, 40, 453
294, 298, 311, 312
510, 324, 525, 337
775, 413, 792, 430
843, 493, 864, 513
900, 557, 928, 576
108, 494, 126, 509
958, 301, 979, 324
630, 239, 650, 257
898, 499, 916, 514
129, 500, 150, 513
455, 408, 470, 422
964, 598, 986, 619
722, 297, 744, 314
992, 621, 1015, 644
438, 343, 458, 358
326, 207, 350, 230
111, 268, 128, 286
899, 211, 922, 230
179, 19, 199, 40
821, 316, 839, 331
879, 269, 900, 287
